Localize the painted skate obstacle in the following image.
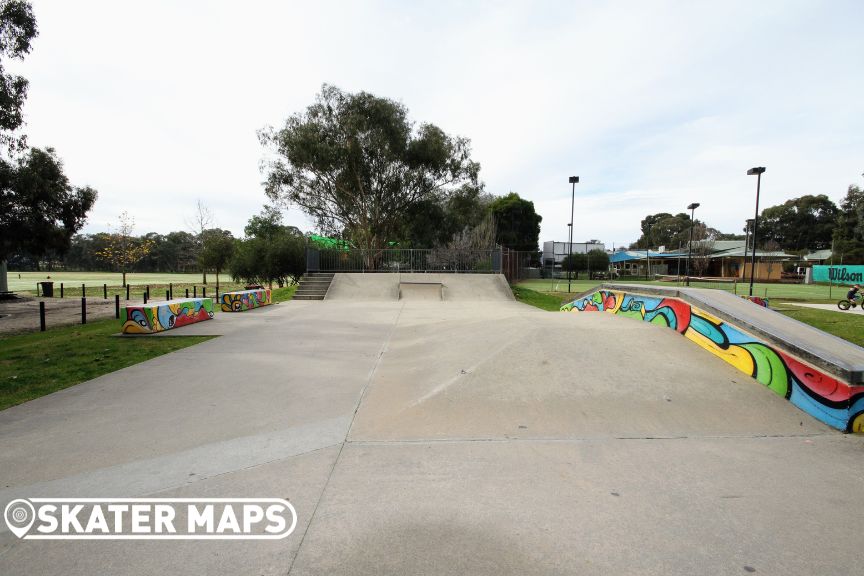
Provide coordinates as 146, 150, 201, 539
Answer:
220, 288, 272, 312
122, 298, 214, 334
562, 284, 864, 433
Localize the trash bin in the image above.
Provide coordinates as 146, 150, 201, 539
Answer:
39, 281, 54, 297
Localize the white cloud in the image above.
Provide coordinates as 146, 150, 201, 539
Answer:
9, 0, 864, 246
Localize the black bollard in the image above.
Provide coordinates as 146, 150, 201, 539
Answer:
166, 290, 170, 301
193, 286, 197, 298
185, 288, 189, 298
60, 283, 64, 298
126, 284, 130, 300
103, 284, 107, 299
169, 282, 173, 299
144, 292, 148, 305
81, 283, 86, 297
115, 294, 120, 319
202, 287, 206, 299
39, 301, 46, 332
81, 297, 87, 325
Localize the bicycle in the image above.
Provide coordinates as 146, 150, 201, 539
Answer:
837, 295, 862, 310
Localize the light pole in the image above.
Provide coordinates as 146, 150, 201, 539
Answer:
747, 167, 766, 296
685, 202, 700, 286
744, 218, 754, 253
567, 176, 579, 292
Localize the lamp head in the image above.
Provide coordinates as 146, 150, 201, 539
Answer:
747, 167, 766, 175
687, 202, 700, 210
568, 176, 579, 184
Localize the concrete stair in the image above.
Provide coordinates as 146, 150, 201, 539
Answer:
294, 273, 335, 300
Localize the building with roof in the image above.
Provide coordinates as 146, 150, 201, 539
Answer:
610, 240, 796, 281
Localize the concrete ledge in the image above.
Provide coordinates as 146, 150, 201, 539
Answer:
562, 284, 864, 432
399, 282, 443, 301
220, 288, 272, 312
325, 273, 515, 302
122, 298, 214, 334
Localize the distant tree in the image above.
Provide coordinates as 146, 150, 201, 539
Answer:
833, 182, 864, 263
691, 228, 715, 277
430, 212, 497, 270
759, 194, 837, 251
161, 231, 198, 272
230, 207, 305, 288
761, 239, 783, 279
0, 0, 38, 153
398, 197, 447, 247
0, 147, 96, 290
96, 211, 154, 287
397, 184, 492, 248
443, 185, 493, 241
135, 232, 165, 272
199, 228, 234, 295
636, 212, 698, 249
488, 192, 542, 251
561, 253, 586, 278
587, 249, 610, 272
713, 231, 745, 241
186, 199, 213, 284
562, 250, 610, 279
260, 84, 480, 253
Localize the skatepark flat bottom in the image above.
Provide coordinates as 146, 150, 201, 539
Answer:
0, 298, 861, 576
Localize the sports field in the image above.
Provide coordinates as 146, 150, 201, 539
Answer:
7, 271, 236, 295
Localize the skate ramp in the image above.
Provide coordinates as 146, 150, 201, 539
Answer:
325, 273, 514, 302
562, 283, 864, 432
399, 282, 443, 301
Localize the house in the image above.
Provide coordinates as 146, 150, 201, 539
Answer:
702, 240, 795, 281
609, 240, 795, 281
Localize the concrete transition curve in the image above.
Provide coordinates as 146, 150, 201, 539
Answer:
562, 283, 864, 432
324, 273, 515, 302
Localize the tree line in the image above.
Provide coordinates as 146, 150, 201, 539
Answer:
13, 187, 543, 286
6, 80, 546, 287
631, 181, 864, 262
0, 2, 97, 292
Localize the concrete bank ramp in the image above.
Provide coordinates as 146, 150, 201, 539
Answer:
563, 282, 864, 432
325, 273, 514, 302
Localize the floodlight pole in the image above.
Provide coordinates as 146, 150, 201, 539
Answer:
685, 202, 700, 286
568, 176, 579, 292
747, 167, 766, 296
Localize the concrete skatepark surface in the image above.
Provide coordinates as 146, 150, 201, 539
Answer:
1, 281, 863, 575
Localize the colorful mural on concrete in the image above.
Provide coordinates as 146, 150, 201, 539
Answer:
123, 298, 214, 334
562, 290, 864, 433
220, 289, 272, 312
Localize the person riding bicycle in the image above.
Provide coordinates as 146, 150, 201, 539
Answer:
847, 284, 862, 303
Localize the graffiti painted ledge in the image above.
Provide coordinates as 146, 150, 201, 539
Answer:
562, 283, 864, 433
221, 288, 272, 312
123, 298, 214, 334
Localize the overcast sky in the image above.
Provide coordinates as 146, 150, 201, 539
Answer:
10, 0, 864, 248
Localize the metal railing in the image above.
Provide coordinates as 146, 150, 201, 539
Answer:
307, 248, 501, 273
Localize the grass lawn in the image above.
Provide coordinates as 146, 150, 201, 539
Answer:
511, 286, 567, 311
0, 318, 214, 411
771, 304, 864, 348
514, 281, 864, 348
271, 285, 297, 303
0, 284, 298, 411
8, 271, 237, 297
516, 278, 851, 302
